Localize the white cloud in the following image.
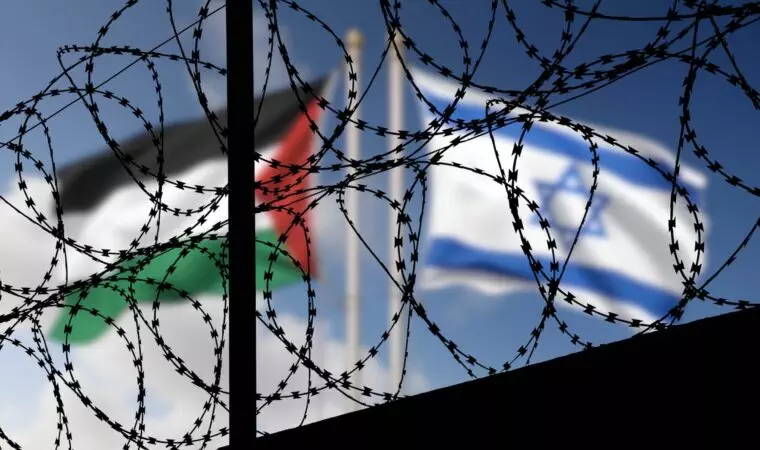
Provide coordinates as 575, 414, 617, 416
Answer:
0, 294, 428, 447
0, 176, 63, 321
1, 295, 230, 449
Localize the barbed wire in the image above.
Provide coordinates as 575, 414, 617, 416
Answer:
254, 0, 760, 437
0, 0, 757, 446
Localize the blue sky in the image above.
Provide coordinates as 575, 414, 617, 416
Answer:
0, 0, 758, 442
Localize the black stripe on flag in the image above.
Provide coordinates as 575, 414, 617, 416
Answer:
57, 76, 329, 213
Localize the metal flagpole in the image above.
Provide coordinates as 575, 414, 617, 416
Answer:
388, 28, 405, 396
314, 71, 338, 420
345, 28, 364, 411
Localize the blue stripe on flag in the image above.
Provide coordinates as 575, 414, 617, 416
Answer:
427, 237, 679, 318
426, 98, 704, 203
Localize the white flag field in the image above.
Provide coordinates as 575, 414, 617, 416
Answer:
413, 68, 709, 324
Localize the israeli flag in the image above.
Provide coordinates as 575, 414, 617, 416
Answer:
413, 68, 709, 324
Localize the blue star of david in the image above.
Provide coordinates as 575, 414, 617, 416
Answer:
533, 164, 610, 250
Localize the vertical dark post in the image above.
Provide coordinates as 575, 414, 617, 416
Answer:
227, 0, 255, 447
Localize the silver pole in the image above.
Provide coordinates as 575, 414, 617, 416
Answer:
387, 28, 405, 396
344, 28, 364, 411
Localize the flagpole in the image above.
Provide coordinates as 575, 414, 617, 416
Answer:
388, 28, 405, 396
315, 71, 337, 421
345, 28, 363, 411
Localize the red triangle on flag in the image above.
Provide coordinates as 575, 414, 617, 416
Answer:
255, 99, 322, 278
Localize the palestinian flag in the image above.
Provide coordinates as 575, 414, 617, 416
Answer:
40, 77, 330, 344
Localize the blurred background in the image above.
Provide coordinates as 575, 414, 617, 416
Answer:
0, 1, 759, 447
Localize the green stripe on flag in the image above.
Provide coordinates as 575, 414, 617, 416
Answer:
255, 228, 305, 289
50, 230, 303, 343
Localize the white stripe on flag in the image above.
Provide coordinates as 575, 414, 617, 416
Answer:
413, 68, 709, 323
255, 143, 278, 232
62, 158, 229, 282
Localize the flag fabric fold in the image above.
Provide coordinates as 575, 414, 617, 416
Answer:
412, 68, 709, 323
39, 77, 330, 344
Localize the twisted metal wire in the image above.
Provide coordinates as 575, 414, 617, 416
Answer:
0, 1, 230, 448
255, 0, 760, 436
0, 0, 756, 446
